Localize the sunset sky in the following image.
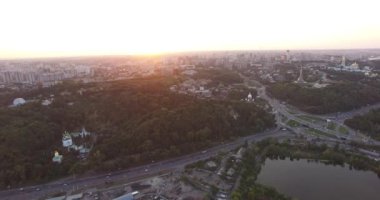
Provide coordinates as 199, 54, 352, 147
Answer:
1, 0, 379, 59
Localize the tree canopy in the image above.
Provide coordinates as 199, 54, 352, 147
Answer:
0, 76, 275, 188
345, 108, 380, 140
267, 82, 380, 114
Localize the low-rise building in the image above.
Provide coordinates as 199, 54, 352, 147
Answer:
13, 98, 26, 106
62, 132, 73, 147
52, 151, 63, 163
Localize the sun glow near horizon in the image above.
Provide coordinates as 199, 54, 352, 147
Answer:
1, 0, 380, 59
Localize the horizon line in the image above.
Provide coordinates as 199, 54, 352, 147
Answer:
1, 47, 380, 61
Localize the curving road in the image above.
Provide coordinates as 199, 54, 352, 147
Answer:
322, 103, 380, 123
243, 75, 380, 145
0, 127, 287, 200
5, 75, 378, 200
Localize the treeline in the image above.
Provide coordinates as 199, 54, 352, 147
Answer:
326, 70, 367, 82
232, 140, 292, 200
89, 94, 275, 172
193, 68, 243, 86
0, 76, 274, 188
345, 109, 380, 140
267, 83, 380, 114
256, 139, 380, 175
227, 86, 257, 101
232, 183, 290, 200
326, 71, 380, 89
0, 102, 79, 188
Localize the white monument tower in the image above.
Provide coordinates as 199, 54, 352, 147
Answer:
341, 56, 346, 66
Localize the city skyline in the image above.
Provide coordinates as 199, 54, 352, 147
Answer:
1, 0, 380, 59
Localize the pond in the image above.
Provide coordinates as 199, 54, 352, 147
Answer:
257, 158, 380, 200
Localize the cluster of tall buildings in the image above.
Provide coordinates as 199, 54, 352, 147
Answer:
0, 71, 64, 84
1, 49, 379, 88
160, 50, 295, 70
0, 62, 93, 86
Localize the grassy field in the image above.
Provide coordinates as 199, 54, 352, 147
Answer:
327, 122, 337, 130
298, 115, 325, 123
286, 109, 297, 115
306, 128, 338, 139
287, 120, 300, 127
338, 126, 349, 135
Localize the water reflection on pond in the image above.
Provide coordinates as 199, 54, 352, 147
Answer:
257, 158, 380, 200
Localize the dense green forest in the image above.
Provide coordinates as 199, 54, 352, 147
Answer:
0, 76, 275, 188
326, 71, 380, 89
345, 109, 380, 140
267, 82, 380, 114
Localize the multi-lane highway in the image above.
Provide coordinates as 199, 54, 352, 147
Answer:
0, 127, 287, 200
3, 75, 379, 200
322, 103, 380, 123
245, 76, 380, 145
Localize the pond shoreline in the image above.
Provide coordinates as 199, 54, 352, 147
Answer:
232, 138, 380, 200
257, 158, 380, 200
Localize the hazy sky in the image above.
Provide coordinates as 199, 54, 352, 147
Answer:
1, 0, 379, 58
